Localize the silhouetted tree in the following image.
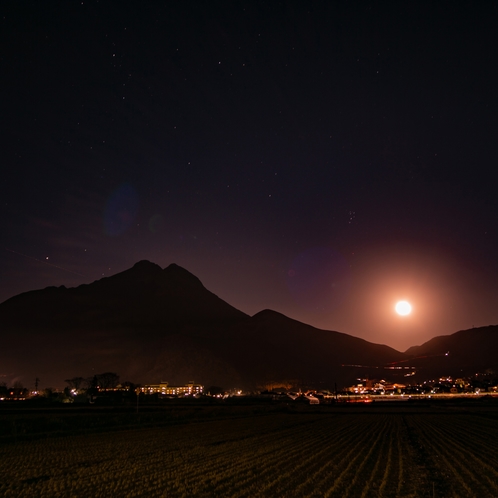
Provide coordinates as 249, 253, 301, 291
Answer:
96, 372, 120, 389
65, 377, 85, 390
83, 376, 97, 390
9, 381, 28, 397
121, 381, 136, 392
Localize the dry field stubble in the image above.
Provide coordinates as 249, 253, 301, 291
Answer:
1, 401, 497, 497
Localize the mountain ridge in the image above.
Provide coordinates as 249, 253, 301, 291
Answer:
0, 260, 249, 329
0, 261, 496, 389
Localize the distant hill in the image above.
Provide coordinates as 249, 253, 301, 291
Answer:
404, 326, 498, 379
225, 309, 405, 388
1, 261, 496, 390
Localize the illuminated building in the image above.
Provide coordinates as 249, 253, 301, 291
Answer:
140, 381, 203, 396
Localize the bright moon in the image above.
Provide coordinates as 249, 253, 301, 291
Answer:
395, 300, 412, 316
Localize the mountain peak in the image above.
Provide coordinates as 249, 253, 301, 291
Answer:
126, 261, 201, 286
163, 263, 203, 287
252, 309, 289, 321
131, 260, 162, 273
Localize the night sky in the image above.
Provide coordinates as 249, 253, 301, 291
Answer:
2, 1, 497, 351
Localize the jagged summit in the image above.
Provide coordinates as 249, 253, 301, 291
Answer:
123, 261, 203, 288
131, 260, 162, 272
163, 263, 203, 287
0, 261, 249, 328
112, 261, 203, 289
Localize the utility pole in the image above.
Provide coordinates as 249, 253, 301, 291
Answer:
135, 387, 140, 414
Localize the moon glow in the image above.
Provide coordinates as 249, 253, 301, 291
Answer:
395, 300, 412, 316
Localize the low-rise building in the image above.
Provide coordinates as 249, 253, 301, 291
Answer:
140, 381, 203, 396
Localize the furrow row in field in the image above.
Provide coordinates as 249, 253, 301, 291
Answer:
359, 419, 394, 498
328, 416, 390, 497
420, 414, 498, 472
201, 419, 352, 496
234, 415, 376, 496
164, 417, 336, 487
375, 419, 400, 498
0, 432, 178, 495
416, 435, 478, 497
181, 415, 333, 467
3, 409, 498, 498
413, 417, 498, 496
432, 425, 498, 470
0, 415, 387, 498
312, 417, 387, 496
257, 415, 389, 497
159, 416, 351, 496
390, 414, 440, 498
0, 415, 294, 486
0, 415, 331, 497
428, 412, 498, 439
394, 416, 422, 498
0, 433, 132, 477
182, 414, 364, 496
424, 414, 498, 465
219, 415, 370, 497
443, 413, 498, 437
284, 415, 388, 497
409, 416, 494, 497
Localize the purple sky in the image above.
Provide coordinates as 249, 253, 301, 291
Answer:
2, 2, 497, 351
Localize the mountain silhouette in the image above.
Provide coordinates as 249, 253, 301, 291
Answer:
227, 309, 405, 387
0, 261, 496, 390
404, 326, 498, 379
0, 261, 248, 328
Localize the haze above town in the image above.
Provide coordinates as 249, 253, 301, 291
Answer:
2, 2, 497, 351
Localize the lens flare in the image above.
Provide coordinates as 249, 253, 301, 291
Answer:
104, 183, 139, 236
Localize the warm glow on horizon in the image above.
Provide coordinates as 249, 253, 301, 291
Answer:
395, 300, 412, 316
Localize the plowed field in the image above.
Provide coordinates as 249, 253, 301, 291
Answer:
1, 402, 497, 497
